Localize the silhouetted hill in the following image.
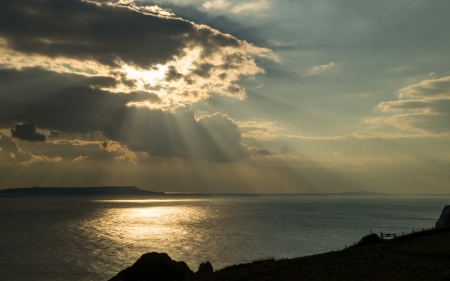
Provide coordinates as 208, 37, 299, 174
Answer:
0, 186, 164, 195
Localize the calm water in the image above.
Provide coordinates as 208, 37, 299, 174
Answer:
0, 194, 448, 281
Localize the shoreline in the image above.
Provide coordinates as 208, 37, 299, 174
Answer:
109, 227, 450, 281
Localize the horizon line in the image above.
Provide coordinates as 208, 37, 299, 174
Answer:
1, 186, 450, 196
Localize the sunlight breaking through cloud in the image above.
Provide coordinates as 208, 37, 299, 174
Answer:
0, 0, 272, 109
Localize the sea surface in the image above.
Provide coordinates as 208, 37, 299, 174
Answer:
0, 194, 448, 281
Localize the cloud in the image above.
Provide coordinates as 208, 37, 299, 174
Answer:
397, 76, 450, 100
231, 0, 269, 13
73, 156, 88, 162
236, 120, 282, 140
114, 2, 176, 17
237, 119, 439, 141
256, 148, 271, 155
202, 0, 269, 13
203, 0, 230, 10
100, 141, 137, 162
0, 134, 29, 163
0, 0, 271, 107
0, 133, 59, 163
0, 0, 195, 68
364, 76, 450, 136
106, 107, 248, 162
0, 67, 150, 133
198, 112, 248, 160
34, 139, 137, 163
307, 62, 338, 75
0, 68, 248, 162
11, 119, 46, 142
29, 154, 61, 163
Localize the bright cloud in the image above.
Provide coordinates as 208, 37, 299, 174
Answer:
202, 0, 268, 13
307, 62, 338, 75
231, 0, 269, 13
365, 76, 450, 137
203, 0, 230, 10
0, 0, 272, 109
73, 156, 88, 162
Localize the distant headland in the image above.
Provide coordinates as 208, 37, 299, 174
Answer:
0, 186, 164, 195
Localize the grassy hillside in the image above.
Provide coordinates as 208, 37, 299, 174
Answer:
192, 229, 450, 281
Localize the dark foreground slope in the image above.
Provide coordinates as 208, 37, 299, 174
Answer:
191, 229, 450, 281
110, 228, 450, 281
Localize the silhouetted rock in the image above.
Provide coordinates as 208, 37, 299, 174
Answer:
196, 261, 213, 275
436, 205, 450, 228
355, 233, 384, 246
108, 252, 194, 281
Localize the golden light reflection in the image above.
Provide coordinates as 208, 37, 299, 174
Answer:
94, 199, 202, 203
89, 200, 209, 245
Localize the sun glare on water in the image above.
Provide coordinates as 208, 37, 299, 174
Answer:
89, 200, 207, 244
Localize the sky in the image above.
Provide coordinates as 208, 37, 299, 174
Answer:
0, 0, 449, 193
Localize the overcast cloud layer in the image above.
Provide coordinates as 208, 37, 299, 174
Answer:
1, 0, 450, 193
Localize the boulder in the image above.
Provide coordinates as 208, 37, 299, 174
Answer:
196, 261, 213, 276
436, 205, 450, 228
108, 252, 194, 281
355, 233, 384, 246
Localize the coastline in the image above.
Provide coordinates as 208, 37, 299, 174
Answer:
110, 227, 450, 281
2, 187, 449, 197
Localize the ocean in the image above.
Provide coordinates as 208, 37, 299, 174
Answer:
0, 194, 448, 281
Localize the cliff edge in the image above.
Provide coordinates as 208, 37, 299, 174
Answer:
435, 205, 450, 228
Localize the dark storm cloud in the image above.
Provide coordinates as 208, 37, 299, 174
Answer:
0, 0, 239, 68
192, 63, 213, 78
107, 107, 247, 162
0, 67, 246, 162
128, 91, 161, 103
0, 67, 137, 133
11, 119, 46, 142
165, 66, 183, 81
256, 149, 270, 155
49, 131, 59, 138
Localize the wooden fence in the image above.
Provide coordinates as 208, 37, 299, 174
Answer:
380, 232, 396, 239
